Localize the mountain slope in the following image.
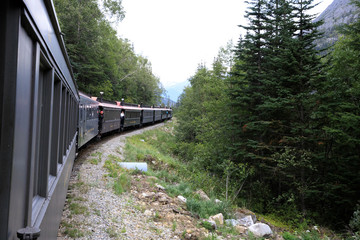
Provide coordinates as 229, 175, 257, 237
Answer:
314, 0, 359, 49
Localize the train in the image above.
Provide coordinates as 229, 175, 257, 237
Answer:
0, 0, 172, 239
78, 92, 172, 149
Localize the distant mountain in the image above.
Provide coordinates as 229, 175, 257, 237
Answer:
161, 96, 176, 108
164, 80, 189, 103
314, 0, 359, 50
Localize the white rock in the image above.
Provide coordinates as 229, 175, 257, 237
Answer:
238, 215, 254, 227
215, 199, 222, 203
155, 183, 165, 190
177, 195, 187, 203
235, 225, 247, 234
209, 213, 224, 225
195, 189, 210, 201
144, 210, 153, 216
206, 220, 217, 230
141, 192, 155, 198
248, 223, 273, 238
225, 219, 240, 226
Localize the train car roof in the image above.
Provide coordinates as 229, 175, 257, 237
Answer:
88, 95, 172, 111
23, 0, 79, 98
79, 92, 100, 105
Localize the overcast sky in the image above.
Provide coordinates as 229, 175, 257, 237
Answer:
116, 0, 333, 89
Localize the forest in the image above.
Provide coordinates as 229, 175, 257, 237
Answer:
175, 0, 360, 233
54, 0, 163, 104
54, 0, 359, 234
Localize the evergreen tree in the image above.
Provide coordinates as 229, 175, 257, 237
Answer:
230, 0, 325, 218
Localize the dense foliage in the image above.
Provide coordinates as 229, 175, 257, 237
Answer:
54, 0, 163, 104
175, 0, 360, 230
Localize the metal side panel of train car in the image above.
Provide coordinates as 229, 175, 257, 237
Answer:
154, 109, 162, 122
124, 109, 141, 127
0, 1, 79, 239
101, 107, 121, 134
78, 94, 99, 148
161, 110, 169, 120
142, 109, 154, 124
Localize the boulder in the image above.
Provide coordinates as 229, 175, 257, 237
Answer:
248, 223, 273, 238
155, 183, 165, 190
177, 195, 187, 203
209, 213, 224, 225
225, 219, 239, 226
195, 189, 210, 201
235, 225, 247, 234
141, 192, 155, 198
206, 220, 217, 230
238, 215, 254, 227
235, 208, 257, 223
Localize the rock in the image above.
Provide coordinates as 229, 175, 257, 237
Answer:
235, 208, 257, 223
235, 225, 247, 234
238, 215, 254, 227
225, 219, 239, 226
215, 199, 222, 203
158, 196, 168, 203
184, 233, 192, 240
195, 189, 210, 201
141, 192, 155, 198
155, 183, 165, 190
206, 220, 217, 230
275, 234, 284, 240
177, 195, 187, 203
248, 223, 273, 238
144, 210, 153, 216
209, 213, 224, 225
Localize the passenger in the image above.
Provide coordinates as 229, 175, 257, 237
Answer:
120, 110, 125, 128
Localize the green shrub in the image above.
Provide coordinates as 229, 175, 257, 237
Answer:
165, 182, 193, 198
201, 221, 214, 231
283, 231, 298, 240
186, 198, 231, 219
113, 173, 130, 195
350, 205, 360, 233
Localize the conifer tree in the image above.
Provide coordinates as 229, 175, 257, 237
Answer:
230, 0, 325, 216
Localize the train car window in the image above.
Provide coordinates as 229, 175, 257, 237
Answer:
58, 86, 66, 164
33, 55, 54, 202
50, 77, 62, 177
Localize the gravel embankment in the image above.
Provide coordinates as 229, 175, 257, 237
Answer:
57, 123, 182, 240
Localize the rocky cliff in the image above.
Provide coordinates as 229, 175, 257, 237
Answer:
314, 0, 359, 50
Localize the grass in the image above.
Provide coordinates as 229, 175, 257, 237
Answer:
123, 121, 340, 239
172, 221, 177, 231
61, 220, 87, 238
90, 151, 102, 165
69, 202, 88, 215
186, 198, 231, 219
103, 155, 132, 195
105, 226, 119, 238
124, 121, 233, 224
113, 173, 131, 195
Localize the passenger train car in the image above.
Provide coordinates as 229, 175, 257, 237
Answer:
78, 93, 172, 149
1, 0, 79, 239
0, 0, 172, 239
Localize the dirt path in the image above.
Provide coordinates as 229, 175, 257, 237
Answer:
57, 122, 206, 240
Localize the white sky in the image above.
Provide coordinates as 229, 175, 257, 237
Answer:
116, 0, 334, 88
